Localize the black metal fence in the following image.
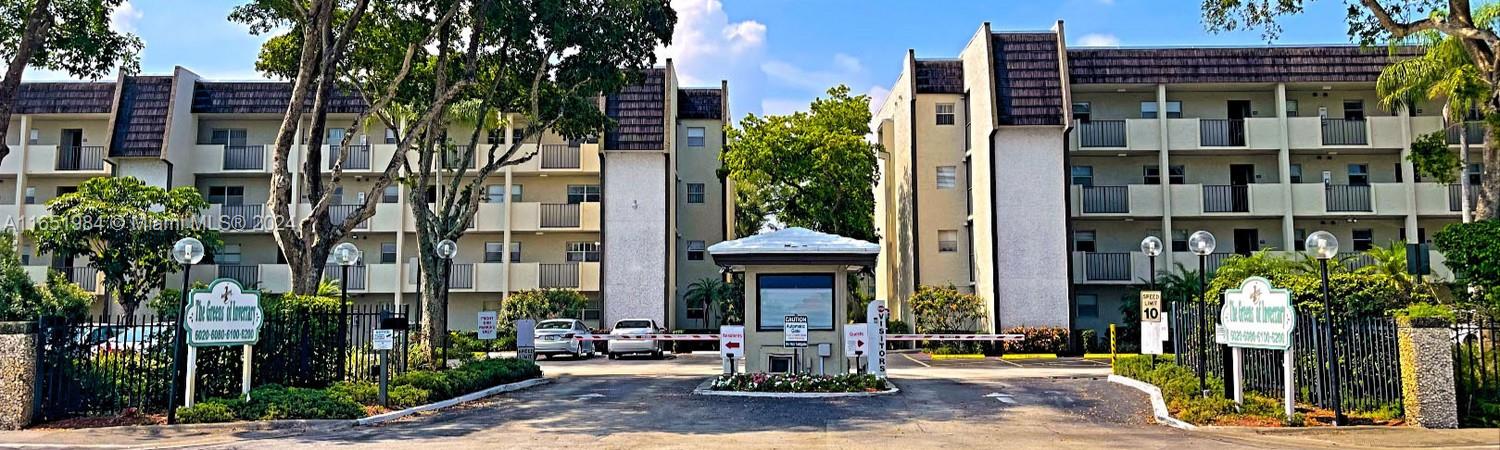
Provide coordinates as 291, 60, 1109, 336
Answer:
1078, 120, 1126, 148
1083, 252, 1131, 281
1453, 310, 1499, 425
1322, 119, 1369, 145
1326, 184, 1372, 212
1168, 301, 1403, 412
1203, 185, 1249, 213
56, 145, 106, 171
1200, 119, 1246, 147
33, 306, 410, 422
1081, 185, 1129, 213
222, 145, 265, 170
1445, 121, 1486, 145
1449, 184, 1479, 212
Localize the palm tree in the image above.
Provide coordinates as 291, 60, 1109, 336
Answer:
685, 278, 729, 329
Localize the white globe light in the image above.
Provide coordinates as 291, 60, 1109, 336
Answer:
1188, 231, 1216, 256
436, 239, 458, 259
172, 237, 205, 265
1140, 236, 1164, 257
333, 242, 361, 266
1306, 230, 1339, 260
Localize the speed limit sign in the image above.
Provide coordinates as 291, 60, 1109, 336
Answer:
1140, 291, 1163, 322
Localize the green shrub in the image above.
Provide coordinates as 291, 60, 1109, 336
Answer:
1001, 326, 1068, 354
391, 371, 454, 400
910, 284, 986, 333
329, 381, 379, 405
388, 385, 432, 409
392, 358, 542, 400
175, 401, 237, 424
329, 380, 433, 409
175, 384, 364, 422
1394, 302, 1456, 321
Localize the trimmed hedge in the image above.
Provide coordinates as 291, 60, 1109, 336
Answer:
1112, 354, 1289, 425
391, 358, 542, 400
176, 384, 365, 423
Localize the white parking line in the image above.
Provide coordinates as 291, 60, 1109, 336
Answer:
900, 353, 931, 367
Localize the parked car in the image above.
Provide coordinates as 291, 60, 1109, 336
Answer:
607, 318, 663, 359
534, 319, 596, 359
94, 325, 167, 355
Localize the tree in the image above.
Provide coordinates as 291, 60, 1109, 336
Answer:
724, 85, 882, 242
1433, 220, 1500, 311
684, 277, 736, 328
1203, 0, 1500, 219
908, 284, 986, 333
497, 288, 588, 340
29, 177, 219, 317
0, 0, 142, 168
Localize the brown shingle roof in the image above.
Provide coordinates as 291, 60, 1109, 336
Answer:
1066, 46, 1418, 85
915, 60, 964, 94
677, 88, 723, 120
992, 33, 1064, 126
605, 68, 666, 150
14, 82, 116, 114
109, 76, 173, 157
191, 81, 367, 114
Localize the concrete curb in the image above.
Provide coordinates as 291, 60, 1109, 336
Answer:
27, 418, 355, 434
691, 378, 900, 398
1107, 374, 1197, 430
1000, 354, 1058, 360
355, 378, 551, 426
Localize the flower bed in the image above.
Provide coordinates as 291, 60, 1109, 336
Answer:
176, 357, 542, 424
709, 373, 888, 393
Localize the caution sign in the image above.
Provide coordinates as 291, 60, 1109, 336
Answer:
719, 325, 744, 360
783, 315, 808, 348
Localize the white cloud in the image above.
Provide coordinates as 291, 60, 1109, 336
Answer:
110, 1, 143, 34
656, 0, 766, 86
760, 53, 866, 92
1076, 33, 1121, 47
865, 85, 891, 115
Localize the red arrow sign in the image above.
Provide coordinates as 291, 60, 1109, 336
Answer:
857, 340, 865, 347
725, 342, 740, 349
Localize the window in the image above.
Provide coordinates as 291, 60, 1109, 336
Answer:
1286, 100, 1299, 117
1077, 294, 1099, 318
509, 242, 522, 263
963, 93, 972, 150
1294, 229, 1307, 251
28, 129, 38, 145
568, 242, 601, 262
757, 274, 834, 331
935, 103, 956, 125
1290, 164, 1303, 183
568, 184, 602, 204
487, 128, 502, 145
207, 186, 245, 205
382, 185, 399, 203
486, 185, 507, 203
1172, 229, 1189, 252
24, 187, 34, 205
1072, 102, 1091, 122
935, 166, 957, 189
1071, 166, 1094, 187
938, 230, 958, 253
1348, 164, 1369, 186
485, 242, 505, 263
768, 355, 793, 373
686, 240, 706, 261
384, 128, 397, 144
510, 184, 523, 202
380, 242, 396, 263
219, 244, 242, 265
686, 127, 706, 147
210, 128, 248, 146
687, 299, 705, 320
1468, 164, 1484, 186
685, 183, 705, 204
1395, 163, 1404, 183
1073, 230, 1097, 253
1141, 101, 1182, 119
55, 186, 76, 197
1343, 99, 1366, 120
1353, 229, 1374, 251
1143, 165, 1185, 185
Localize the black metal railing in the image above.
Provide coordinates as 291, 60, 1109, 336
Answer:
1170, 302, 1403, 413
1191, 252, 1234, 276
62, 266, 98, 292
1080, 185, 1129, 213
327, 205, 369, 229
222, 145, 265, 170
1077, 120, 1126, 148
1200, 119, 1246, 147
1445, 121, 1486, 145
448, 263, 474, 289
328, 144, 371, 170
1325, 184, 1372, 212
540, 263, 580, 288
541, 144, 582, 169
1339, 252, 1377, 271
1321, 119, 1368, 146
1449, 184, 1480, 212
1203, 185, 1249, 213
323, 264, 368, 291
540, 203, 581, 228
217, 204, 263, 231
217, 265, 260, 287
1453, 310, 1500, 426
55, 145, 105, 171
443, 145, 474, 170
1083, 252, 1131, 281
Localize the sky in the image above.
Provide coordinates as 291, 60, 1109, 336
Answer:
29, 0, 1362, 120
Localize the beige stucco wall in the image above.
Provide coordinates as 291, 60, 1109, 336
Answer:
741, 265, 849, 374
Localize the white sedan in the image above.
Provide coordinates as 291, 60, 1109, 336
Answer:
533, 319, 596, 359
607, 318, 664, 359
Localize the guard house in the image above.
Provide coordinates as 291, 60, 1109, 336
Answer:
707, 228, 879, 374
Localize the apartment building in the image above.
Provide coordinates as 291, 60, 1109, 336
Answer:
873, 21, 1479, 334
2, 63, 733, 331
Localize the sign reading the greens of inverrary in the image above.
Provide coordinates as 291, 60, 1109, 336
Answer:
184, 279, 264, 347
1216, 277, 1295, 351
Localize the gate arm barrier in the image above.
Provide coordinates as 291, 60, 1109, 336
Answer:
572, 333, 1025, 341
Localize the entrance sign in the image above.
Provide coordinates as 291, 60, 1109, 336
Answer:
720, 325, 745, 360
1140, 291, 1162, 322
476, 311, 499, 340
372, 329, 395, 351
515, 319, 536, 361
1218, 277, 1297, 421
844, 323, 867, 358
783, 315, 808, 348
184, 279, 264, 346
868, 300, 888, 379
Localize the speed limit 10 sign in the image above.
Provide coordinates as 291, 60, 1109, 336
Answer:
1140, 291, 1163, 322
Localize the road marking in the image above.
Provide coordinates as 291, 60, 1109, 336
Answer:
575, 393, 605, 400
900, 353, 930, 367
997, 358, 1023, 367
984, 392, 1018, 404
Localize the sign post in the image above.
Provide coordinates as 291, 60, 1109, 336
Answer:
719, 325, 744, 374
844, 323, 868, 373
372, 328, 394, 406
868, 300, 888, 379
515, 319, 536, 361
1216, 277, 1297, 422
476, 311, 498, 340
183, 279, 264, 405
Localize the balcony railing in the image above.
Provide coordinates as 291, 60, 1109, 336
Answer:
1200, 119, 1246, 147
1325, 184, 1372, 212
218, 204, 263, 230
1203, 185, 1249, 213
55, 145, 105, 171
1445, 121, 1486, 145
541, 144, 582, 169
449, 263, 474, 289
327, 205, 370, 229
540, 263, 580, 288
1449, 184, 1480, 211
223, 145, 265, 170
1321, 119, 1368, 145
323, 264, 367, 290
1077, 120, 1126, 148
328, 144, 371, 170
1080, 186, 1128, 213
62, 266, 98, 292
1083, 252, 1131, 281
540, 203, 581, 228
1205, 253, 1233, 276
443, 145, 474, 170
1340, 252, 1376, 271
218, 265, 260, 288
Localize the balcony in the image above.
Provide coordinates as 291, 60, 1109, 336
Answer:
1320, 119, 1368, 146
327, 204, 370, 229
442, 145, 475, 170
1080, 186, 1129, 213
540, 144, 582, 169
1076, 120, 1126, 148
1083, 252, 1131, 281
61, 266, 101, 293
222, 145, 265, 170
540, 263, 580, 288
1325, 184, 1372, 212
1199, 119, 1246, 147
323, 264, 368, 291
1449, 184, 1479, 212
218, 265, 260, 288
213, 204, 264, 231
55, 146, 106, 171
1340, 252, 1376, 271
540, 203, 580, 228
1446, 121, 1486, 145
1202, 185, 1249, 213
328, 144, 371, 170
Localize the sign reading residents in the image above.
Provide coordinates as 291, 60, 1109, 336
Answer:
184, 279, 264, 347
719, 325, 744, 360
1218, 277, 1296, 350
783, 315, 808, 348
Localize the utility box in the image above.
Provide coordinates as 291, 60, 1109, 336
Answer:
708, 228, 878, 375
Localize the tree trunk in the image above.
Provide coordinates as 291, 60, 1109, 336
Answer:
1481, 123, 1500, 220
0, 0, 54, 169
1460, 126, 1473, 223
416, 251, 449, 369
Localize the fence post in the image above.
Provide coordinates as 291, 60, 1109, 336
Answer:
1397, 316, 1458, 428
0, 321, 38, 429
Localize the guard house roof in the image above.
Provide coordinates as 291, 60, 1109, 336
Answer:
708, 227, 879, 267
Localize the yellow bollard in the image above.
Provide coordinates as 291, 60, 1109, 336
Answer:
1109, 324, 1117, 366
